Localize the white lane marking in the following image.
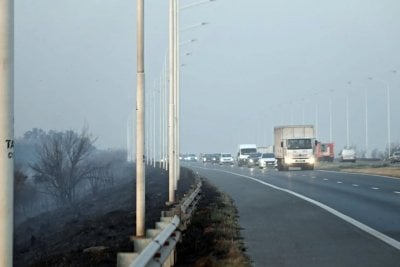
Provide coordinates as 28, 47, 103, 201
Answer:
317, 170, 400, 180
193, 166, 400, 251
352, 184, 359, 187
337, 181, 343, 184
371, 187, 379, 190
323, 178, 329, 181
394, 191, 400, 194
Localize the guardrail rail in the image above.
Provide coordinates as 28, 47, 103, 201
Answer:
117, 179, 202, 267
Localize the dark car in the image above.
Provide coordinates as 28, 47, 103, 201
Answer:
246, 152, 260, 167
202, 154, 213, 163
211, 153, 220, 164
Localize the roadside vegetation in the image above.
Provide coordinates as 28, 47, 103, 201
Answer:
177, 180, 251, 267
316, 161, 400, 179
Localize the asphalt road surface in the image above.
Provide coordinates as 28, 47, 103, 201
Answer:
186, 163, 400, 266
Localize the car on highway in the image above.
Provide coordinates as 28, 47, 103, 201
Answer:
339, 148, 356, 163
219, 153, 234, 165
183, 154, 198, 162
390, 151, 400, 163
246, 152, 260, 168
202, 153, 213, 163
211, 153, 220, 164
258, 153, 277, 168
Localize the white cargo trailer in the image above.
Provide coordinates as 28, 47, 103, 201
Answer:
274, 125, 316, 171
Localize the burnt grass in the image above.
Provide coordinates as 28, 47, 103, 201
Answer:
14, 167, 194, 267
176, 180, 251, 267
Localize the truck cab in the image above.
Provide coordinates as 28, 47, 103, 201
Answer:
237, 144, 257, 167
274, 125, 316, 171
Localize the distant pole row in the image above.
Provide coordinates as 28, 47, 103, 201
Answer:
285, 73, 397, 157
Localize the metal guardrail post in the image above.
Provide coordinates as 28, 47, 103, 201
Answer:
118, 177, 202, 267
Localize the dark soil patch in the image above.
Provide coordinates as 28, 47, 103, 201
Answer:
14, 167, 195, 267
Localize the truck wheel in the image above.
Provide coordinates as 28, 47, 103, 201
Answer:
283, 165, 289, 171
277, 160, 283, 171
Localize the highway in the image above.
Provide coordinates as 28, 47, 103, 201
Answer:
186, 163, 400, 266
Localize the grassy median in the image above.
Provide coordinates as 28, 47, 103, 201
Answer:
176, 180, 251, 267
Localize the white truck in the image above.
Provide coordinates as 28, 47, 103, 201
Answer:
274, 125, 316, 171
236, 144, 257, 167
257, 146, 274, 154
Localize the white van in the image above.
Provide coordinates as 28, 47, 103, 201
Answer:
237, 144, 257, 167
340, 148, 356, 163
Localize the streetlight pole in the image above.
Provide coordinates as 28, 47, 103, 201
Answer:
368, 77, 391, 158
175, 0, 180, 188
168, 0, 176, 203
0, 1, 14, 265
364, 87, 369, 157
135, 0, 145, 237
346, 82, 351, 148
387, 83, 391, 157
329, 98, 332, 142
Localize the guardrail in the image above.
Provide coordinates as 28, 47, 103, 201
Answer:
117, 179, 202, 267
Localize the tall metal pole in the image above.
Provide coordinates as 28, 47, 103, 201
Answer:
346, 82, 351, 148
164, 55, 168, 171
136, 0, 145, 237
0, 0, 14, 265
328, 89, 334, 143
329, 98, 332, 143
346, 95, 349, 148
168, 0, 176, 203
365, 87, 369, 157
175, 0, 181, 186
386, 84, 391, 157
314, 103, 318, 139
159, 74, 163, 168
153, 89, 156, 168
368, 77, 391, 157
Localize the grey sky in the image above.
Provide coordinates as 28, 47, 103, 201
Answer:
15, 0, 400, 156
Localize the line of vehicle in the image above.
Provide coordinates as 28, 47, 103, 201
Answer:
193, 166, 400, 251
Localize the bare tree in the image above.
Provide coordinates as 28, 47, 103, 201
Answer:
31, 127, 96, 206
86, 163, 114, 195
14, 165, 37, 220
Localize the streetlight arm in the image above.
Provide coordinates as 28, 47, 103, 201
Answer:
180, 0, 215, 10
181, 22, 208, 32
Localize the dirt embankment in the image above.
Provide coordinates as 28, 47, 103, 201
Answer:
177, 180, 251, 267
14, 167, 194, 267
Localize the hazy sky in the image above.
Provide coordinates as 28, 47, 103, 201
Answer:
15, 0, 400, 156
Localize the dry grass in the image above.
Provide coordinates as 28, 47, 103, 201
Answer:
177, 182, 251, 267
316, 161, 400, 179
341, 167, 400, 179
209, 194, 251, 267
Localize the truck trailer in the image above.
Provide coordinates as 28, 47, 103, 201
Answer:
274, 125, 316, 171
315, 142, 335, 162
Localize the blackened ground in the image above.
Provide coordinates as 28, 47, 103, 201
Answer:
176, 180, 251, 267
14, 167, 195, 267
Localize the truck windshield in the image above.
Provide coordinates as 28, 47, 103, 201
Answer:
287, 139, 312, 149
241, 148, 257, 155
